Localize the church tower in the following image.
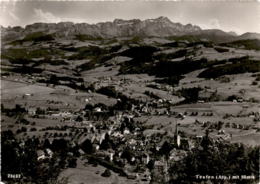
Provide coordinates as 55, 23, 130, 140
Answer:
174, 121, 181, 147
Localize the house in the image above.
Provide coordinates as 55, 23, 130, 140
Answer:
142, 106, 148, 113
180, 138, 190, 150
78, 134, 93, 145
198, 89, 214, 100
93, 144, 100, 151
131, 156, 136, 162
129, 139, 137, 145
242, 105, 249, 108
51, 111, 72, 118
112, 131, 124, 138
249, 115, 255, 118
28, 107, 36, 115
141, 169, 151, 182
94, 107, 102, 112
107, 129, 112, 135
156, 146, 160, 151
110, 152, 114, 161
218, 129, 225, 135
78, 149, 85, 155
142, 153, 150, 164
153, 160, 165, 175
70, 141, 77, 148
169, 149, 188, 162
176, 113, 185, 119
99, 133, 106, 144
123, 129, 130, 135
238, 98, 244, 103
158, 99, 163, 103
46, 148, 53, 158
37, 150, 46, 161
194, 119, 202, 125
196, 135, 203, 140
127, 174, 137, 180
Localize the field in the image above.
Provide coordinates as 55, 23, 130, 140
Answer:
59, 159, 139, 184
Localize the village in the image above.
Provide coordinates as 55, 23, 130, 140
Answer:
2, 70, 259, 183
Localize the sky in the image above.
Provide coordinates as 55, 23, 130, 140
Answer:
0, 0, 260, 35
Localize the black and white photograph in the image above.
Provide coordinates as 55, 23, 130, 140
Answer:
0, 0, 260, 183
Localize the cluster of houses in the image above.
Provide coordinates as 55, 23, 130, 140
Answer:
63, 109, 198, 182
37, 148, 53, 161
19, 78, 256, 183
26, 91, 207, 182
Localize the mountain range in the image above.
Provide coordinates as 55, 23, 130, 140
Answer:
1, 16, 260, 43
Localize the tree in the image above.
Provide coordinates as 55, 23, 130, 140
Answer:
80, 139, 93, 154
52, 139, 69, 152
159, 141, 172, 160
201, 129, 211, 150
1, 104, 5, 111
68, 158, 77, 168
1, 134, 21, 180
15, 104, 26, 113
43, 139, 51, 148
75, 116, 83, 122
147, 160, 155, 171
101, 169, 111, 177
121, 147, 133, 163
36, 107, 45, 115
217, 121, 224, 130
100, 133, 112, 150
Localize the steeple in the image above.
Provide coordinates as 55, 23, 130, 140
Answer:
174, 121, 180, 147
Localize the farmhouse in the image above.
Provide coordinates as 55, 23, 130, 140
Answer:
37, 150, 46, 161
46, 148, 53, 158
28, 107, 36, 115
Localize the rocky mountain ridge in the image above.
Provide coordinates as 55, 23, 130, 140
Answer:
1, 16, 260, 43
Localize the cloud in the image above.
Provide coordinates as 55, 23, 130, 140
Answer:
197, 18, 221, 31
33, 8, 87, 24
62, 17, 86, 23
209, 19, 220, 29
33, 8, 61, 23
8, 11, 19, 22
0, 2, 19, 26
258, 10, 260, 31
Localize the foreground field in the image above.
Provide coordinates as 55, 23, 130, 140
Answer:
59, 159, 138, 184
